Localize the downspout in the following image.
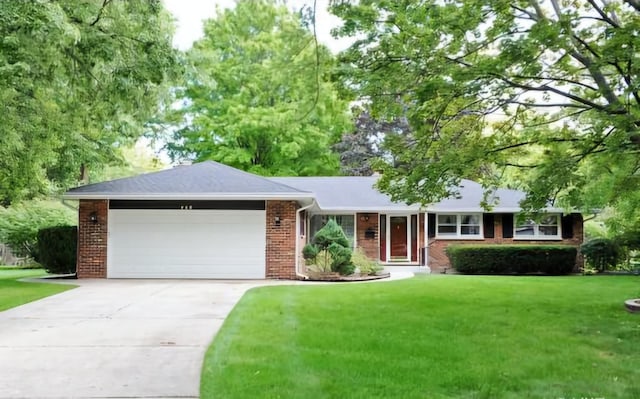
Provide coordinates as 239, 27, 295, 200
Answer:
295, 199, 316, 280
60, 198, 79, 212
423, 209, 431, 273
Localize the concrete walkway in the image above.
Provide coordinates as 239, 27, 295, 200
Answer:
0, 279, 263, 399
0, 272, 414, 398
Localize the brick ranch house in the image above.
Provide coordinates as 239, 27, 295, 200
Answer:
64, 161, 583, 279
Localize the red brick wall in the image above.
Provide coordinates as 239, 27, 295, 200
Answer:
428, 213, 584, 273
77, 200, 108, 278
356, 213, 379, 259
266, 201, 298, 279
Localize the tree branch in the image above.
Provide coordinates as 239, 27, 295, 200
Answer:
90, 0, 112, 26
624, 0, 640, 12
585, 0, 620, 27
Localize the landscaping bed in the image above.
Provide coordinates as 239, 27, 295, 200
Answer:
304, 271, 390, 282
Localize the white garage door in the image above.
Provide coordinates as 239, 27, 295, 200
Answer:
107, 209, 266, 279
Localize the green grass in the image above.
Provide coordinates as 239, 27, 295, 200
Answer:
202, 276, 640, 399
0, 268, 75, 312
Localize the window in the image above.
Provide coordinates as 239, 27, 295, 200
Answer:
436, 214, 482, 238
514, 214, 561, 239
309, 215, 355, 245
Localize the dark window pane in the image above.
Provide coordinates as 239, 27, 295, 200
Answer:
461, 214, 480, 224
461, 226, 480, 235
539, 226, 558, 236
515, 225, 535, 236
438, 225, 457, 234
438, 215, 456, 224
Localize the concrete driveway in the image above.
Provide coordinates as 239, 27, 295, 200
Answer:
0, 279, 264, 399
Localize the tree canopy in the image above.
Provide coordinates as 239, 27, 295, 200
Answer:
165, 0, 352, 176
333, 110, 410, 176
0, 0, 180, 205
331, 0, 640, 214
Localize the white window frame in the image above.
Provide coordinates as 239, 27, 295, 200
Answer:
435, 213, 483, 239
513, 213, 562, 240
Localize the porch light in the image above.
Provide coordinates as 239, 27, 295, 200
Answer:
89, 212, 98, 224
274, 216, 281, 227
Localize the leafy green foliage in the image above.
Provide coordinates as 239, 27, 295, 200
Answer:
331, 1, 640, 213
0, 202, 75, 259
446, 245, 577, 275
351, 247, 382, 276
306, 219, 354, 275
37, 226, 77, 275
165, 0, 351, 176
580, 238, 624, 272
0, 1, 180, 204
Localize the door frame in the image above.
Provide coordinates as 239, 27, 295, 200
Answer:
385, 213, 413, 263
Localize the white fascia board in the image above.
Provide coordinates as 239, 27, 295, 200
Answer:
62, 192, 315, 201
312, 206, 423, 212
425, 207, 566, 213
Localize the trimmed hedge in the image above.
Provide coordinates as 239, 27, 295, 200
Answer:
37, 226, 77, 275
446, 245, 577, 275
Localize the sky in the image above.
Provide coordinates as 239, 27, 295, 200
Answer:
162, 0, 350, 53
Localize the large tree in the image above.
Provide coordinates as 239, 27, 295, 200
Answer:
333, 110, 410, 176
331, 0, 640, 213
165, 0, 352, 176
0, 0, 179, 205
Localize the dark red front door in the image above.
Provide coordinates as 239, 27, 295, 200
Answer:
390, 216, 408, 259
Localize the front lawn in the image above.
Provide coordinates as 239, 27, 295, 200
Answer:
0, 268, 75, 312
202, 276, 640, 399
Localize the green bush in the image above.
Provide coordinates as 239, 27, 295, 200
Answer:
302, 243, 319, 261
351, 247, 383, 276
580, 238, 623, 272
328, 242, 355, 275
446, 245, 577, 275
37, 226, 77, 275
0, 201, 75, 259
305, 219, 354, 275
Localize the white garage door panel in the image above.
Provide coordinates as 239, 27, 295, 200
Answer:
108, 209, 266, 279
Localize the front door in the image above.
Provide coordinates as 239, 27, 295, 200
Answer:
390, 216, 408, 259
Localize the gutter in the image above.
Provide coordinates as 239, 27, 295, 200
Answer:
295, 199, 316, 280
60, 198, 78, 212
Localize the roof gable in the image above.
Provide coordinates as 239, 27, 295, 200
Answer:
65, 161, 310, 199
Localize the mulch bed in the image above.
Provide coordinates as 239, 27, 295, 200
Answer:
304, 272, 391, 282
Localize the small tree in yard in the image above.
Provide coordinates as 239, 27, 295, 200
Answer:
580, 238, 624, 273
302, 219, 355, 275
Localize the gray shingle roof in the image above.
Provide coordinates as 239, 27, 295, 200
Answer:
269, 176, 420, 211
65, 160, 557, 212
64, 161, 311, 199
270, 176, 559, 213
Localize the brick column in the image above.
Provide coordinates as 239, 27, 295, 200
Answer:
356, 213, 379, 260
77, 200, 108, 278
265, 200, 298, 279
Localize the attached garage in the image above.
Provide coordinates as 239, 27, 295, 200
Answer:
65, 161, 311, 279
107, 207, 266, 279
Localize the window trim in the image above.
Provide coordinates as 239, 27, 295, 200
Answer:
435, 213, 484, 240
513, 213, 562, 240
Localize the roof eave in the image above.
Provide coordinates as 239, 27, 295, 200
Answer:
425, 207, 566, 213
63, 192, 314, 201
